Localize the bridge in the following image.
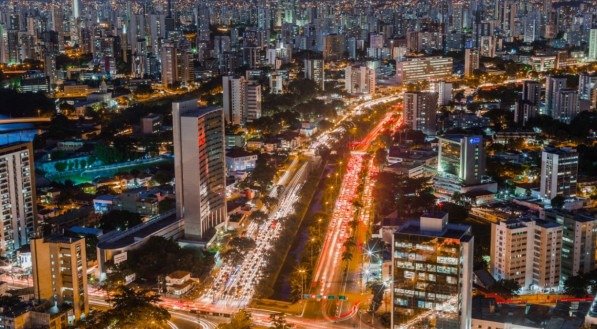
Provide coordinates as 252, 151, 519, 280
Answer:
0, 117, 51, 124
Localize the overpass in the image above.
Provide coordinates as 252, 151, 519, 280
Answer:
0, 117, 51, 124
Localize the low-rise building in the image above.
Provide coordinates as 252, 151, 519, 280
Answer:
165, 271, 194, 296
226, 148, 258, 172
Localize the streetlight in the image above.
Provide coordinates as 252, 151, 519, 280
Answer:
298, 268, 306, 300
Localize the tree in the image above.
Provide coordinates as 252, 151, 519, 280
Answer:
489, 279, 521, 299
54, 162, 67, 172
551, 195, 565, 209
374, 148, 387, 167
563, 274, 589, 297
270, 313, 292, 329
98, 210, 143, 232
85, 286, 170, 329
218, 309, 253, 329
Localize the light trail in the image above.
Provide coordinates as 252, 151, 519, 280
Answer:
200, 162, 310, 308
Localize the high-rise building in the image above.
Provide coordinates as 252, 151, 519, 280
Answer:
540, 147, 578, 201
304, 59, 325, 90
545, 76, 567, 116
552, 89, 579, 123
589, 28, 597, 61
161, 42, 178, 86
479, 35, 496, 57
391, 212, 473, 329
514, 80, 541, 125
404, 91, 438, 135
172, 100, 227, 240
464, 48, 479, 76
31, 235, 89, 320
244, 81, 262, 122
395, 56, 453, 85
546, 210, 597, 284
437, 135, 485, 185
0, 143, 37, 257
345, 65, 376, 95
222, 75, 246, 125
578, 72, 597, 111
429, 81, 453, 106
490, 217, 562, 291
322, 34, 345, 60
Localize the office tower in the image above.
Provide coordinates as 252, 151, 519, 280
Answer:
244, 82, 262, 122
304, 59, 325, 90
490, 217, 562, 291
161, 42, 178, 86
589, 28, 597, 61
500, 1, 517, 40
395, 57, 453, 85
0, 143, 37, 257
391, 212, 473, 329
514, 80, 541, 125
578, 72, 597, 111
540, 147, 578, 201
464, 48, 479, 76
552, 89, 579, 123
172, 100, 227, 240
430, 81, 453, 106
345, 65, 376, 95
546, 210, 597, 284
222, 75, 246, 125
404, 92, 438, 135
545, 76, 567, 116
31, 236, 89, 320
437, 135, 485, 185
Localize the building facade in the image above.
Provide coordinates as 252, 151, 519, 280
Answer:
0, 143, 37, 257
395, 56, 453, 85
31, 236, 89, 321
172, 99, 227, 240
391, 212, 473, 329
404, 91, 438, 135
539, 147, 578, 201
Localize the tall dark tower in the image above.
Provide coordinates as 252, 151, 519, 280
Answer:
165, 0, 175, 35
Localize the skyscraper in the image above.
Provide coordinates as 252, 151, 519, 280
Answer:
546, 210, 597, 284
540, 147, 578, 201
404, 91, 438, 135
552, 89, 579, 123
514, 80, 541, 125
464, 48, 479, 76
244, 81, 262, 122
391, 212, 473, 329
0, 143, 37, 257
545, 76, 567, 116
490, 217, 562, 291
172, 100, 227, 240
589, 28, 597, 61
31, 235, 89, 320
345, 64, 376, 95
222, 75, 246, 125
304, 59, 325, 90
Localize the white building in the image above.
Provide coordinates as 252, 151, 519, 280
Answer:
244, 81, 262, 122
490, 217, 562, 291
345, 65, 376, 95
429, 81, 453, 106
222, 75, 246, 125
589, 28, 597, 61
395, 56, 453, 85
304, 59, 325, 90
0, 143, 37, 257
172, 99, 227, 240
226, 149, 258, 172
539, 147, 578, 201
